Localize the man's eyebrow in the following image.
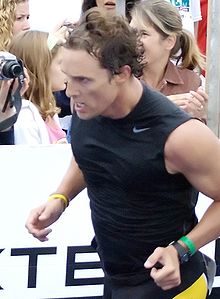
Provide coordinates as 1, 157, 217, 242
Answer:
62, 72, 92, 80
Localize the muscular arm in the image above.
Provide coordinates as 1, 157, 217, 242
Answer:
145, 119, 220, 290
55, 157, 86, 201
165, 119, 220, 249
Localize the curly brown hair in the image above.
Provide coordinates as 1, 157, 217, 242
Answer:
65, 8, 145, 78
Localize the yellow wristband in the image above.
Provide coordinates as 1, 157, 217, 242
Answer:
48, 193, 69, 210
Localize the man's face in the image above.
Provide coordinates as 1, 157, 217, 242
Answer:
13, 1, 30, 35
62, 48, 119, 120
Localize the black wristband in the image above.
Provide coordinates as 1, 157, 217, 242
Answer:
170, 241, 191, 264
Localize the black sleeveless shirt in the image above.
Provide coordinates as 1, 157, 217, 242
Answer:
70, 84, 202, 286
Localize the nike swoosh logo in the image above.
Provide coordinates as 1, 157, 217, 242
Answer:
133, 126, 151, 133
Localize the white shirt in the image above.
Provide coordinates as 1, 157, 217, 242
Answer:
14, 99, 61, 145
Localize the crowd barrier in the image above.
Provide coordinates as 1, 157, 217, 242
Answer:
0, 144, 219, 298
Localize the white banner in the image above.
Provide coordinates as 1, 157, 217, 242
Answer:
0, 145, 103, 299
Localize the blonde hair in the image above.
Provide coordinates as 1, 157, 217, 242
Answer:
0, 0, 29, 51
0, 0, 16, 50
131, 0, 205, 71
9, 30, 60, 120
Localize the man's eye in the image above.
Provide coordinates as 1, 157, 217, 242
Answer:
79, 78, 90, 84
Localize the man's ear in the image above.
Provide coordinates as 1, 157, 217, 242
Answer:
113, 65, 132, 84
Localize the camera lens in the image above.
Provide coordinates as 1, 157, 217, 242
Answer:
2, 61, 23, 79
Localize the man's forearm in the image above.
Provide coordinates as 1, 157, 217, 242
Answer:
55, 157, 86, 201
186, 200, 220, 251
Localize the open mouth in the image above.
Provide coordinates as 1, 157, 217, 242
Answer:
75, 102, 85, 110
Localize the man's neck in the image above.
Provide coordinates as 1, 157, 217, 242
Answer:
102, 77, 143, 119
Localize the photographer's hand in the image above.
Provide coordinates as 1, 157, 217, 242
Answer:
0, 80, 16, 130
19, 67, 29, 96
0, 68, 29, 131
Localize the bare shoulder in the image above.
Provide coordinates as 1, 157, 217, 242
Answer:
165, 119, 220, 174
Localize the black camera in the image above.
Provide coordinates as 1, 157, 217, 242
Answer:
0, 51, 24, 80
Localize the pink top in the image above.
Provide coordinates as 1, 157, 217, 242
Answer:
45, 115, 67, 144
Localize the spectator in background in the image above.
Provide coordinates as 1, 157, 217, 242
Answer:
0, 74, 29, 144
0, 0, 30, 51
9, 30, 67, 144
81, 0, 140, 21
0, 0, 30, 144
48, 20, 73, 132
13, 0, 30, 35
130, 0, 207, 123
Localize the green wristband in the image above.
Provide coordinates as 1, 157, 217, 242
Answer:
179, 236, 196, 255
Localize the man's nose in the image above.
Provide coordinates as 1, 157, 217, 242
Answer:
66, 81, 80, 98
